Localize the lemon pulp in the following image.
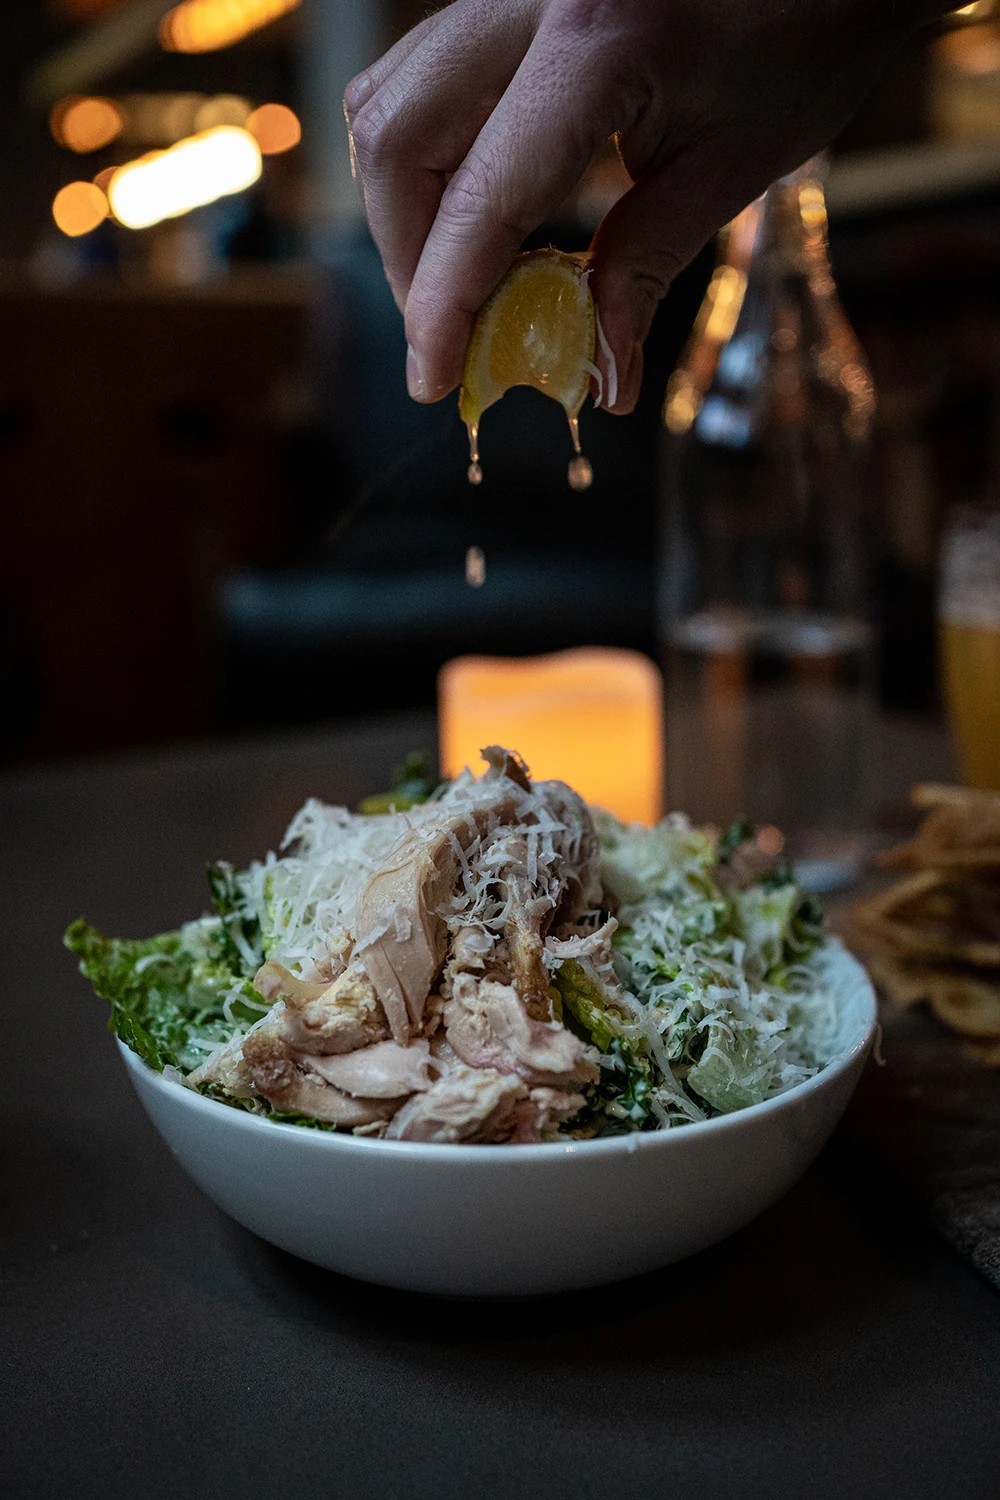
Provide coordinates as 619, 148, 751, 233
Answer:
458, 248, 596, 489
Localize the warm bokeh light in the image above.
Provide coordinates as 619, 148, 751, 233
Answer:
92, 165, 117, 196
246, 102, 301, 155
160, 0, 301, 54
108, 126, 262, 230
194, 95, 253, 131
52, 181, 109, 237
117, 93, 252, 147
439, 648, 664, 825
51, 96, 124, 153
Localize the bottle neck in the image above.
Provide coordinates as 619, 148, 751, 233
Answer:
758, 157, 834, 285
662, 155, 874, 441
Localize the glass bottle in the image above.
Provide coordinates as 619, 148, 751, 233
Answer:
658, 157, 877, 890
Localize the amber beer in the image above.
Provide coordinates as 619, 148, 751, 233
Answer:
939, 513, 1000, 791
940, 618, 1000, 791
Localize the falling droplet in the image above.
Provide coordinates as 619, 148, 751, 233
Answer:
465, 545, 486, 587
466, 421, 482, 485
568, 454, 593, 491
566, 412, 593, 489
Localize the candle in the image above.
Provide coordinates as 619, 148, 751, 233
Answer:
438, 647, 663, 824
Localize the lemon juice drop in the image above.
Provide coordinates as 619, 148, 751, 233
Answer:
566, 414, 593, 490
568, 454, 593, 491
466, 422, 482, 484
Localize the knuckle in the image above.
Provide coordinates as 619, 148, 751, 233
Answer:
349, 94, 397, 173
439, 157, 526, 245
439, 156, 494, 226
342, 70, 373, 121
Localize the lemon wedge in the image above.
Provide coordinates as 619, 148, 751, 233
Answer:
458, 248, 597, 490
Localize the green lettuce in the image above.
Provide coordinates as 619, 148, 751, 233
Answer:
553, 958, 628, 1055
686, 1022, 772, 1113
596, 811, 829, 1123
64, 918, 248, 1072
553, 959, 654, 1127
206, 860, 263, 976
358, 750, 445, 815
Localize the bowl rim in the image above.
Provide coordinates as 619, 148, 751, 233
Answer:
120, 941, 876, 1166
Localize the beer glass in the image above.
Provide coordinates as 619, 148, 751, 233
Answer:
939, 508, 1000, 790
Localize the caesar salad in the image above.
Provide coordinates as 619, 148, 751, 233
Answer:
66, 746, 839, 1144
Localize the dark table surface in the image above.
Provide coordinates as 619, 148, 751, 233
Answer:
3, 713, 1000, 1500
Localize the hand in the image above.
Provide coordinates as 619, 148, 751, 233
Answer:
345, 0, 948, 413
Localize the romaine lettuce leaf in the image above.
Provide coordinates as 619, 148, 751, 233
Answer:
552, 958, 629, 1055
553, 959, 654, 1126
686, 1022, 772, 1113
358, 750, 445, 815
206, 861, 263, 976
64, 919, 250, 1072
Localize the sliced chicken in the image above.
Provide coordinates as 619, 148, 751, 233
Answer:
254, 963, 329, 1005
429, 1032, 460, 1068
186, 1005, 284, 1099
306, 1038, 436, 1099
254, 960, 389, 1055
240, 1027, 400, 1127
450, 925, 495, 974
198, 747, 615, 1144
355, 782, 522, 1045
510, 1087, 586, 1144
354, 821, 461, 1046
444, 974, 600, 1089
499, 835, 555, 1019
441, 925, 504, 1004
466, 819, 557, 1019
461, 772, 604, 1018
385, 1064, 527, 1143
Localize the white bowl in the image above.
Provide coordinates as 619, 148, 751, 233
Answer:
120, 942, 875, 1297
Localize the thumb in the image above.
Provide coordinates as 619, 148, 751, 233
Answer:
589, 150, 755, 414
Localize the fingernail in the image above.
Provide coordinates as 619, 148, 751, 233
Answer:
406, 345, 428, 401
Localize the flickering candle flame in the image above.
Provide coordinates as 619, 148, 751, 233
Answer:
439, 647, 664, 824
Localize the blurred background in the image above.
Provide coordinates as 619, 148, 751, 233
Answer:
3, 0, 1000, 766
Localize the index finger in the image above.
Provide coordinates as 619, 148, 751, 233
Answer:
403, 27, 616, 399
346, 8, 537, 317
